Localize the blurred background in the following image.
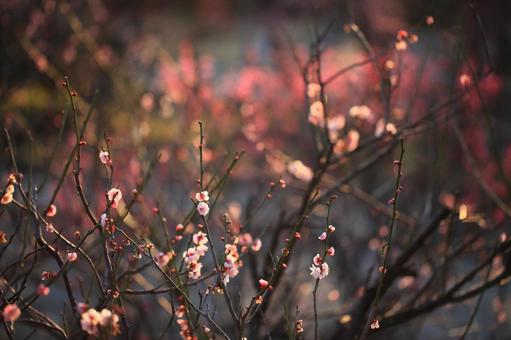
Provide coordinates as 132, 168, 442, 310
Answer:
1, 0, 511, 339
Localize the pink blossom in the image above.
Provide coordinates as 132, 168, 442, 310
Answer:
100, 213, 107, 227
239, 233, 253, 246
459, 74, 472, 88
310, 262, 330, 280
46, 204, 57, 217
318, 232, 327, 241
258, 279, 269, 289
175, 305, 186, 318
195, 244, 208, 256
192, 231, 208, 246
251, 238, 262, 252
197, 202, 209, 216
99, 308, 121, 335
1, 192, 13, 205
307, 83, 321, 98
67, 252, 78, 262
313, 254, 322, 266
195, 191, 209, 202
99, 150, 111, 165
107, 188, 122, 208
188, 261, 203, 279
155, 252, 171, 267
327, 247, 335, 256
2, 304, 21, 323
328, 225, 336, 233
37, 284, 50, 296
183, 248, 200, 264
370, 319, 380, 329
176, 224, 184, 231
77, 303, 89, 314
80, 308, 102, 336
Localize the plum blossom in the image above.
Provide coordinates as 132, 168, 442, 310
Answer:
459, 74, 472, 88
193, 231, 208, 245
239, 233, 253, 246
1, 183, 14, 205
310, 262, 330, 280
327, 247, 335, 256
222, 256, 240, 284
183, 248, 200, 264
307, 83, 321, 98
222, 243, 241, 284
251, 238, 262, 252
197, 202, 209, 216
100, 213, 107, 227
182, 232, 209, 279
308, 101, 325, 126
80, 308, 102, 336
2, 304, 21, 323
99, 309, 121, 335
67, 252, 78, 262
258, 279, 269, 289
99, 150, 111, 165
46, 204, 57, 217
195, 191, 209, 202
187, 261, 203, 279
107, 188, 122, 209
80, 308, 120, 336
155, 252, 171, 267
349, 105, 373, 121
313, 254, 322, 266
318, 232, 327, 241
0, 192, 13, 205
370, 319, 380, 329
77, 303, 89, 314
37, 284, 50, 296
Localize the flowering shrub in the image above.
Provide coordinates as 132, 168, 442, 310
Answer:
1, 1, 511, 339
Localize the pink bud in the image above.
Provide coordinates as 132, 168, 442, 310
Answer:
46, 204, 57, 217
258, 279, 269, 289
37, 284, 50, 296
67, 252, 78, 262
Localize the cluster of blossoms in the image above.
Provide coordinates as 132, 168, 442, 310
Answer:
1, 174, 16, 205
238, 232, 262, 253
195, 190, 210, 216
182, 231, 208, 279
222, 243, 241, 284
394, 29, 419, 51
310, 225, 336, 280
306, 83, 364, 155
175, 305, 202, 340
80, 306, 121, 336
221, 232, 262, 285
307, 85, 352, 144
